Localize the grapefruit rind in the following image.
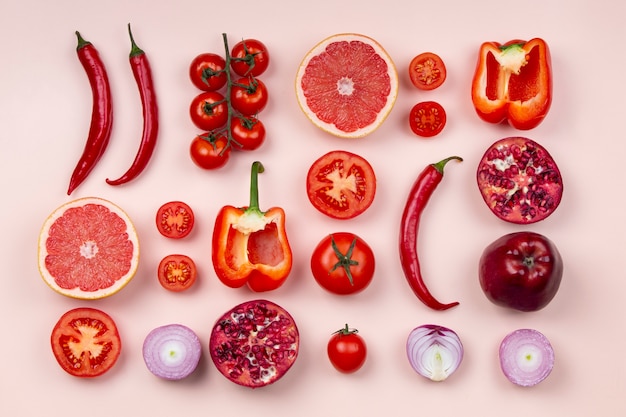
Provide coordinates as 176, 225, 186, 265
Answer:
295, 33, 399, 139
37, 197, 140, 299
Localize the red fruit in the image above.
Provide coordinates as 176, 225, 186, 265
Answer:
479, 231, 563, 312
209, 299, 299, 388
476, 136, 563, 224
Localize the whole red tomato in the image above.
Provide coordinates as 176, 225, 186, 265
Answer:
231, 77, 268, 116
231, 116, 266, 151
230, 39, 270, 77
327, 324, 367, 373
189, 53, 227, 91
311, 232, 375, 295
190, 91, 228, 131
189, 133, 231, 170
478, 231, 563, 312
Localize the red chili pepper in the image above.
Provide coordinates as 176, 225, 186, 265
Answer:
399, 156, 462, 311
471, 38, 552, 130
211, 161, 293, 292
67, 31, 113, 195
106, 24, 158, 186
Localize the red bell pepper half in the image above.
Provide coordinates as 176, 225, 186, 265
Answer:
211, 161, 293, 292
471, 38, 552, 130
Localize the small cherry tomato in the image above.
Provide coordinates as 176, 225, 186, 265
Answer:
231, 116, 266, 151
156, 201, 195, 239
327, 324, 367, 373
190, 91, 228, 131
189, 53, 228, 91
231, 77, 269, 116
408, 52, 447, 90
306, 150, 376, 220
311, 232, 375, 295
409, 101, 447, 137
158, 254, 197, 292
51, 307, 121, 377
230, 39, 270, 77
189, 132, 231, 170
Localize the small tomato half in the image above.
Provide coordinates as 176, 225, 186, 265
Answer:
409, 101, 447, 137
158, 254, 197, 292
311, 232, 375, 295
50, 307, 122, 377
306, 150, 376, 220
156, 201, 195, 239
408, 52, 447, 90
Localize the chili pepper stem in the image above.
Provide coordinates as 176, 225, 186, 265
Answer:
75, 31, 91, 50
432, 156, 463, 175
127, 23, 144, 57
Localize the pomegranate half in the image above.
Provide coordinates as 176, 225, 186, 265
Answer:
209, 299, 299, 388
476, 136, 563, 224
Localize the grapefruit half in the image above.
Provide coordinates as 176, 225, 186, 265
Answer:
38, 197, 140, 299
295, 33, 399, 138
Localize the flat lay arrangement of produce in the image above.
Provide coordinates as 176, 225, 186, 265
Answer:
2, 1, 624, 416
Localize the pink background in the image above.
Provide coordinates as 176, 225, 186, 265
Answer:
1, 0, 624, 415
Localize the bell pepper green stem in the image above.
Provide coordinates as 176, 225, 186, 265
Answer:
249, 161, 265, 211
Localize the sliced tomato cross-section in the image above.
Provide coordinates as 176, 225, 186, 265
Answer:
50, 307, 122, 377
306, 150, 376, 219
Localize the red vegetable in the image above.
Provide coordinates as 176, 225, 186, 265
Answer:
471, 38, 552, 130
230, 76, 269, 116
408, 52, 447, 91
306, 150, 377, 220
155, 201, 195, 239
211, 161, 293, 292
230, 39, 270, 77
399, 156, 462, 310
499, 328, 554, 387
408, 101, 447, 137
189, 52, 227, 91
142, 324, 202, 380
50, 307, 121, 377
310, 232, 375, 295
67, 31, 113, 195
327, 324, 367, 373
106, 24, 159, 186
157, 254, 197, 292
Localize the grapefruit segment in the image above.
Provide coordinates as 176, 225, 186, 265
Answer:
38, 197, 140, 299
295, 34, 399, 138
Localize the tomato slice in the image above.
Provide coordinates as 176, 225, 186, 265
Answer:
156, 201, 195, 239
306, 150, 376, 219
158, 254, 197, 292
51, 307, 121, 377
408, 52, 447, 90
409, 101, 447, 137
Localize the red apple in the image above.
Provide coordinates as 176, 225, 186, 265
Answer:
478, 232, 563, 312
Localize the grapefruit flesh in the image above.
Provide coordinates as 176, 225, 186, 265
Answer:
296, 33, 398, 138
38, 197, 140, 299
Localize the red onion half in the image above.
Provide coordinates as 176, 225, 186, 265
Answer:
499, 328, 554, 387
406, 324, 463, 382
143, 324, 202, 380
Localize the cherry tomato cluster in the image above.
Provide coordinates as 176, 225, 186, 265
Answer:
407, 52, 447, 138
188, 35, 270, 169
